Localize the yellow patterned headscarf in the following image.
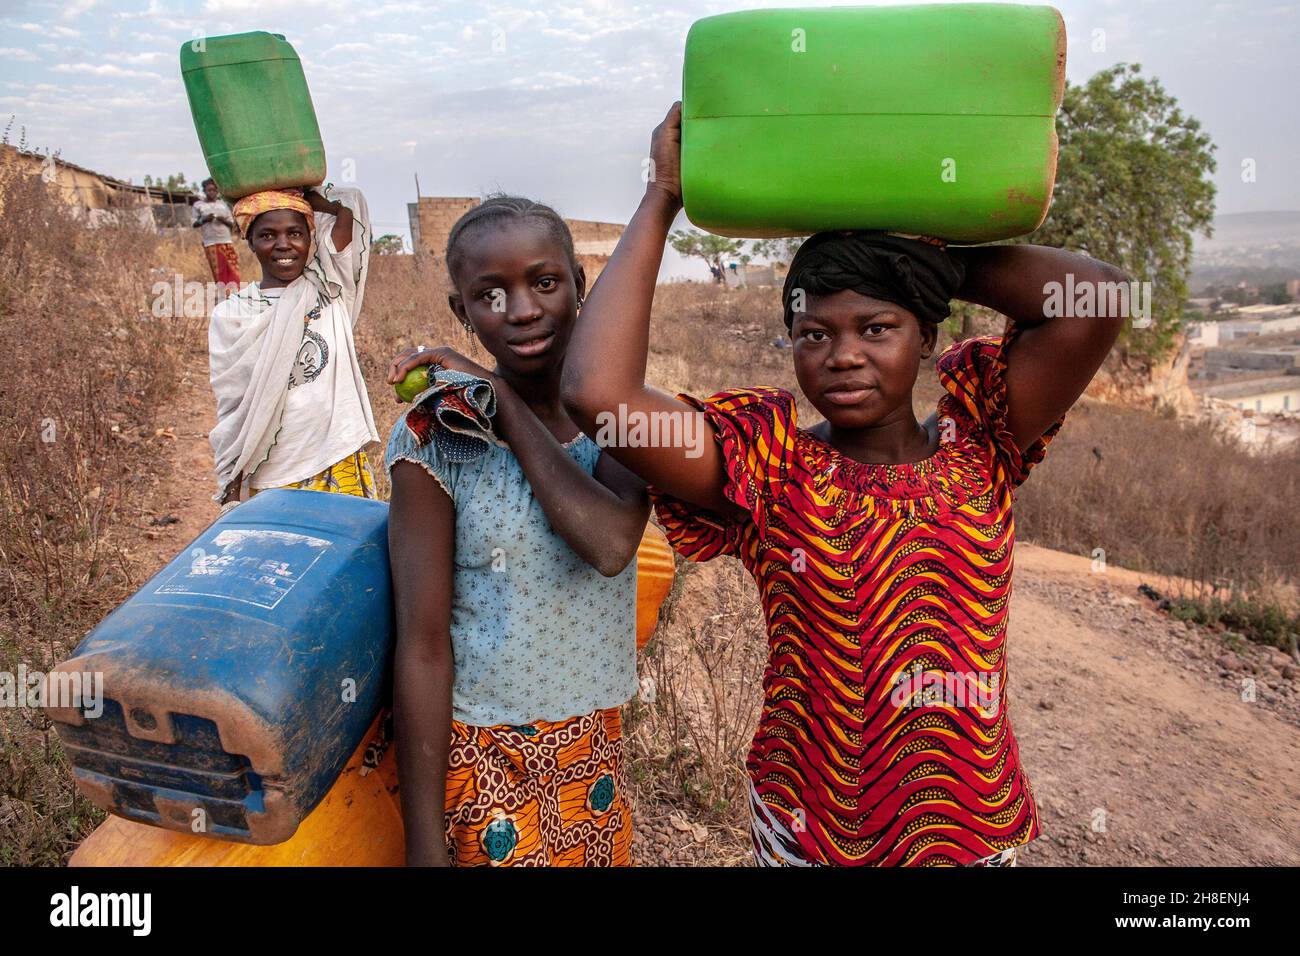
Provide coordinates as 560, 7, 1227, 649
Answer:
232, 188, 315, 240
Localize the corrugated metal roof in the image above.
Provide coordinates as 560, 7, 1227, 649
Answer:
0, 144, 196, 203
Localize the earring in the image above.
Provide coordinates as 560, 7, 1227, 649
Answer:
462, 321, 479, 357
576, 294, 585, 313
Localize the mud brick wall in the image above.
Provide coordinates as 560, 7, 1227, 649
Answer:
411, 197, 481, 257
412, 198, 623, 282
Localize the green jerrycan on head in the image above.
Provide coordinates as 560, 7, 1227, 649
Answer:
681, 4, 1066, 243
180, 31, 326, 200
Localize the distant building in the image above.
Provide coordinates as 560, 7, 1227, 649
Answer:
407, 195, 624, 282
1287, 279, 1300, 300
1199, 375, 1300, 413
1215, 310, 1300, 341
1236, 303, 1300, 317
0, 144, 194, 228
1186, 320, 1221, 348
1204, 343, 1300, 373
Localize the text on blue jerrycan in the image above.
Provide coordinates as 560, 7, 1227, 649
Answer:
46, 489, 393, 845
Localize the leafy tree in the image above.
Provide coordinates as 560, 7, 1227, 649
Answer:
1018, 63, 1217, 364
143, 172, 200, 195
669, 228, 749, 278
374, 234, 405, 255
749, 237, 804, 267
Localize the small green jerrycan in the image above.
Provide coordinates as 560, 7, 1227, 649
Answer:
681, 4, 1066, 243
180, 31, 327, 200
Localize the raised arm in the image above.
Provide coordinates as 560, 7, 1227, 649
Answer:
949, 244, 1129, 453
386, 347, 650, 576
560, 103, 736, 516
493, 383, 650, 576
305, 187, 355, 252
388, 461, 455, 866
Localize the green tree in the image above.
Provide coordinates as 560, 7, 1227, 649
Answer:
1019, 63, 1216, 364
749, 236, 804, 267
143, 172, 200, 195
669, 228, 749, 280
374, 234, 405, 255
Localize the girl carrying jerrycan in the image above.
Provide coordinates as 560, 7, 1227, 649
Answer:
561, 103, 1131, 867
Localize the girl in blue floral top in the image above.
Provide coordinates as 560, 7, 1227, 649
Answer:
385, 196, 650, 867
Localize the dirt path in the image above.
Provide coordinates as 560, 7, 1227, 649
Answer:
126, 352, 1300, 865
124, 340, 222, 580
1011, 544, 1300, 865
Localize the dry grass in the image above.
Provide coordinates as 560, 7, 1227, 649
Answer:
353, 253, 463, 502
0, 169, 202, 864
1014, 399, 1300, 642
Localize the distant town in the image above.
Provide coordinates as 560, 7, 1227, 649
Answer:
1185, 280, 1300, 445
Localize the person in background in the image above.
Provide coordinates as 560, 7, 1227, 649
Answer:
207, 185, 379, 511
192, 177, 240, 295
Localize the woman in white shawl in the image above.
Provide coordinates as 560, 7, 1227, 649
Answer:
208, 185, 379, 508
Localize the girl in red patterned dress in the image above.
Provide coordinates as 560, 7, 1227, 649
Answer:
561, 104, 1131, 866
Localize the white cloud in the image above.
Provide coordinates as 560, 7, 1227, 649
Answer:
52, 63, 162, 80
14, 22, 81, 38
105, 50, 169, 65
0, 47, 39, 61
112, 0, 164, 19
61, 0, 99, 22
203, 0, 348, 13
324, 42, 375, 55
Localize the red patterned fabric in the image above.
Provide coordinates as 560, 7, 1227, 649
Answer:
650, 328, 1065, 866
204, 242, 241, 290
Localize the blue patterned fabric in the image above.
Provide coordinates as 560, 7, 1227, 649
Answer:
403, 368, 498, 462
385, 386, 638, 726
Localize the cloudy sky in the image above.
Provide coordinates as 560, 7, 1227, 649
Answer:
2, 0, 1296, 277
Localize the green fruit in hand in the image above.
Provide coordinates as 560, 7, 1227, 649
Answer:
395, 365, 432, 402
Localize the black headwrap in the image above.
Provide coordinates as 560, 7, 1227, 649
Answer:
781, 231, 966, 329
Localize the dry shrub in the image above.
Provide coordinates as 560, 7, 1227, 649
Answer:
647, 282, 797, 400
354, 252, 463, 501
1014, 399, 1300, 616
623, 557, 766, 857
0, 166, 202, 864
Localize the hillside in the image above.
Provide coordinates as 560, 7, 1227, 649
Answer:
1191, 210, 1300, 288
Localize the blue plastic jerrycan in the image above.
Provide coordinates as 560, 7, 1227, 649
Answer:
46, 489, 393, 844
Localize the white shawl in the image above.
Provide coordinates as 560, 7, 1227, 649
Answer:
207, 186, 372, 502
